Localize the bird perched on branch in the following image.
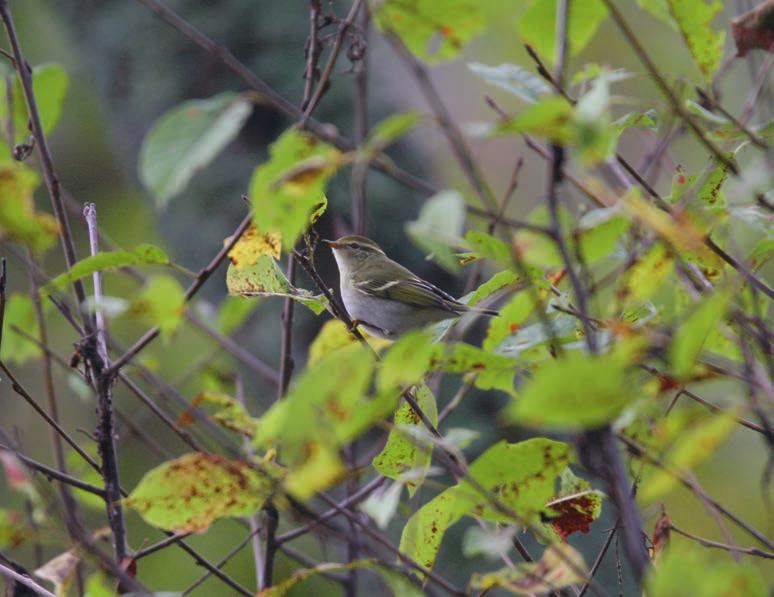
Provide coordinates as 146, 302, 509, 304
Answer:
324, 235, 498, 339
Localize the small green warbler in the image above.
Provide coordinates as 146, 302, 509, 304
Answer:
324, 235, 498, 339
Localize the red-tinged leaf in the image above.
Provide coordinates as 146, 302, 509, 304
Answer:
731, 0, 774, 57
543, 468, 603, 542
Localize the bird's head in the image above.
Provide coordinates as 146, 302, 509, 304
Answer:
323, 235, 386, 273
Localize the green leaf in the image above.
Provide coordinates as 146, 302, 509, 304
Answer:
646, 543, 766, 597
505, 350, 640, 429
249, 128, 340, 250
665, 0, 725, 81
0, 159, 58, 254
483, 291, 539, 352
0, 63, 68, 143
0, 294, 41, 364
518, 0, 608, 64
438, 342, 520, 395
576, 207, 630, 263
406, 190, 466, 273
226, 253, 327, 314
258, 558, 424, 597
399, 438, 571, 572
669, 288, 733, 378
373, 384, 438, 496
253, 345, 393, 498
139, 92, 253, 207
470, 543, 588, 594
128, 274, 186, 338
498, 97, 575, 144
639, 410, 737, 501
216, 296, 258, 335
83, 573, 115, 597
363, 111, 422, 153
124, 452, 273, 532
65, 450, 104, 511
462, 230, 512, 268
468, 62, 551, 103
44, 244, 169, 291
495, 315, 578, 357
468, 270, 521, 307
370, 0, 484, 64
377, 330, 436, 392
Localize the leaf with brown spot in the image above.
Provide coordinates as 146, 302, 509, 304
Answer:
226, 225, 281, 266
124, 453, 274, 532
249, 128, 339, 250
470, 543, 588, 594
399, 439, 571, 574
373, 384, 438, 497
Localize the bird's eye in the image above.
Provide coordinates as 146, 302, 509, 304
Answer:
350, 243, 361, 249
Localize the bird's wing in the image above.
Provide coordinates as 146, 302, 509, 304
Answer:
355, 271, 466, 313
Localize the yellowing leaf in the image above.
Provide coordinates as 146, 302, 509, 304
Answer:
308, 319, 358, 365
370, 0, 484, 63
34, 547, 80, 597
124, 452, 273, 532
471, 543, 588, 594
226, 225, 281, 266
249, 128, 339, 250
621, 190, 705, 252
226, 254, 327, 314
0, 159, 58, 253
191, 391, 258, 437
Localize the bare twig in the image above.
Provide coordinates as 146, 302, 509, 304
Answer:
299, 0, 365, 127
670, 524, 774, 559
107, 211, 253, 376
81, 203, 127, 564
0, 561, 56, 597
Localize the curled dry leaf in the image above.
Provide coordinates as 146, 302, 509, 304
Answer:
732, 0, 774, 57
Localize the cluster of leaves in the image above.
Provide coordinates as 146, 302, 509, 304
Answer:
1, 0, 772, 595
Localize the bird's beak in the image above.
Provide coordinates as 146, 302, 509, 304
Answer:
321, 239, 341, 249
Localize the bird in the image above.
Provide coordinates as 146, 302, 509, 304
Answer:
323, 235, 498, 339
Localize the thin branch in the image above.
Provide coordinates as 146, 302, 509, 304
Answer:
387, 32, 499, 213
107, 211, 253, 376
0, 561, 56, 597
299, 0, 365, 127
670, 524, 774, 559
0, 443, 105, 497
600, 0, 737, 175
82, 203, 126, 564
0, 0, 91, 331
